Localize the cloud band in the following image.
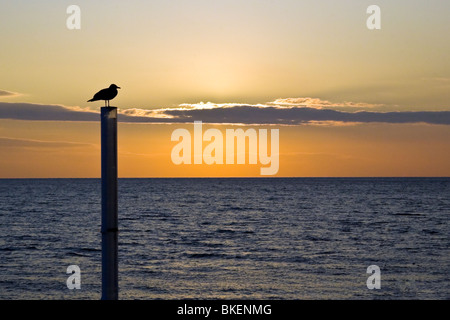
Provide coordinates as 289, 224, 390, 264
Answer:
1, 101, 449, 125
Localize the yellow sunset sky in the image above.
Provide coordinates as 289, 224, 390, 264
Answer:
0, 0, 449, 178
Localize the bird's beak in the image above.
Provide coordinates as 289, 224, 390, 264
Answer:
117, 87, 121, 89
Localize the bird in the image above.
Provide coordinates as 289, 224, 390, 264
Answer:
87, 84, 120, 107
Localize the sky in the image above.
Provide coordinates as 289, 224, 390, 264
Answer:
0, 0, 449, 178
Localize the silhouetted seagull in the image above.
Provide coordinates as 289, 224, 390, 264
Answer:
87, 84, 120, 107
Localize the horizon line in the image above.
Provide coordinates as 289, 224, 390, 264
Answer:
1, 176, 449, 180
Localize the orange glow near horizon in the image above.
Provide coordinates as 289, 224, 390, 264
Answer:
1, 120, 449, 178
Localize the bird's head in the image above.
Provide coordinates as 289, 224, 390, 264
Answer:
110, 84, 121, 89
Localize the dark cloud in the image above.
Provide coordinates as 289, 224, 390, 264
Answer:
0, 102, 99, 121
129, 105, 450, 125
1, 101, 450, 125
0, 90, 19, 97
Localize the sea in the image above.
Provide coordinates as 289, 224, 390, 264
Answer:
0, 178, 449, 300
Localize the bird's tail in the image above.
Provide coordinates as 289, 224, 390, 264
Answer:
87, 99, 94, 102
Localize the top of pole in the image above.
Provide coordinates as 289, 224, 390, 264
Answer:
101, 106, 118, 119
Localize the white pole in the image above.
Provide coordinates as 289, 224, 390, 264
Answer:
101, 106, 118, 300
